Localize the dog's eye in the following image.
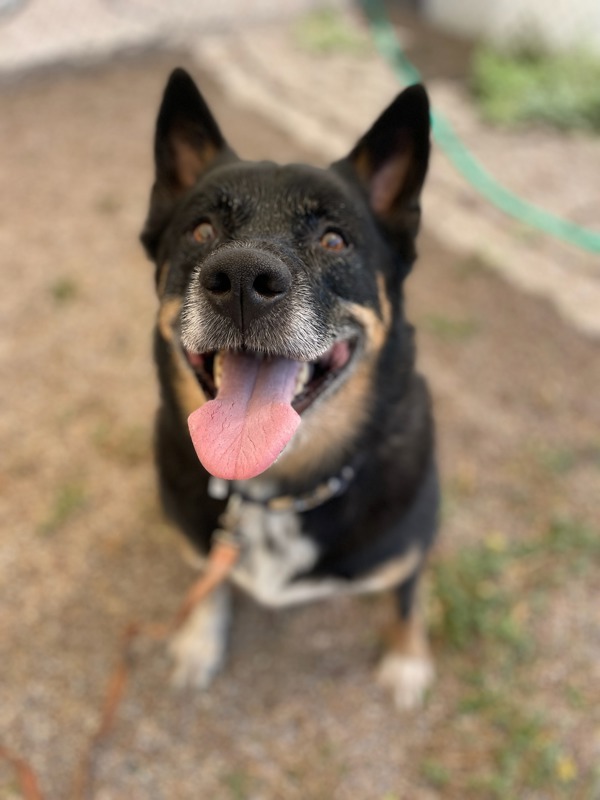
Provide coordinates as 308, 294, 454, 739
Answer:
320, 230, 347, 252
192, 221, 217, 244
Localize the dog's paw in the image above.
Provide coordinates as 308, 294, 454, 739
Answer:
168, 585, 230, 690
376, 653, 435, 710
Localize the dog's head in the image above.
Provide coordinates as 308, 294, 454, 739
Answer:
142, 69, 430, 484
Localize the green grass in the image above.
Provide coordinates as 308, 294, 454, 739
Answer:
471, 44, 600, 132
459, 687, 576, 798
536, 446, 578, 475
294, 8, 371, 55
455, 252, 495, 280
533, 442, 600, 475
93, 422, 150, 466
39, 480, 87, 535
423, 314, 479, 342
421, 758, 451, 789
565, 684, 585, 711
431, 515, 598, 652
221, 770, 253, 800
425, 512, 598, 797
430, 536, 530, 657
50, 276, 78, 304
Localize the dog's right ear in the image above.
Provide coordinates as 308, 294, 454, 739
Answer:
141, 68, 236, 260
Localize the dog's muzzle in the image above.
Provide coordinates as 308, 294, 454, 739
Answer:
178, 245, 360, 482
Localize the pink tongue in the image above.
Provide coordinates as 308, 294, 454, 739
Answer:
188, 352, 302, 481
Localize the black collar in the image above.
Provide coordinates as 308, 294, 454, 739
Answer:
207, 462, 359, 514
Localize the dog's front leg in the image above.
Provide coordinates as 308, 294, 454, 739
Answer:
169, 582, 231, 690
376, 571, 434, 710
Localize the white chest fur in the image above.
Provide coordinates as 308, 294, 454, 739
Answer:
230, 501, 319, 607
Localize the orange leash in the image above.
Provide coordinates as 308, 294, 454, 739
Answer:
0, 745, 45, 800
172, 534, 241, 630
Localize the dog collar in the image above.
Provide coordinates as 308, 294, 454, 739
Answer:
207, 463, 358, 514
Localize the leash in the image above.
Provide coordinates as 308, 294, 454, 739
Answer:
0, 746, 44, 800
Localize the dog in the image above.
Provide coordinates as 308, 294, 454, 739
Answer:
140, 68, 438, 709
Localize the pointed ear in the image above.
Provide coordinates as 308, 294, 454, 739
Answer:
141, 68, 236, 259
334, 84, 430, 259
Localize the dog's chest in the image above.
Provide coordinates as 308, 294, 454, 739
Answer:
229, 500, 321, 607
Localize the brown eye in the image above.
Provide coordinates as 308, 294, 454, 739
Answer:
320, 230, 346, 251
192, 221, 216, 244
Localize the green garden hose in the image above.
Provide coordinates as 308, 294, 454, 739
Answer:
362, 0, 600, 255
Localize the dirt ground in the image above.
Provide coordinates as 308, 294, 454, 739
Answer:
1, 54, 599, 800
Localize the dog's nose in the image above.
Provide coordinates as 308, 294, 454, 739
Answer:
199, 248, 292, 330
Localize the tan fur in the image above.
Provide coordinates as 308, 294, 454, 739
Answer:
158, 296, 208, 418
384, 596, 430, 660
156, 261, 170, 299
376, 271, 393, 331
157, 295, 180, 342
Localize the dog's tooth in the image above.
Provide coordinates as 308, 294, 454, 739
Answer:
214, 352, 223, 389
294, 362, 311, 396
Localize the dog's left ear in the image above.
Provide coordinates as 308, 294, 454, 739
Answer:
333, 84, 430, 260
141, 68, 237, 260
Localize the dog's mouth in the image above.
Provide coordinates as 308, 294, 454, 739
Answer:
185, 338, 357, 411
183, 336, 359, 482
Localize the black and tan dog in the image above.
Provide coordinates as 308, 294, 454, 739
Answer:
141, 69, 438, 708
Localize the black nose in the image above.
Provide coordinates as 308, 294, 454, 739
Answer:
199, 248, 292, 330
